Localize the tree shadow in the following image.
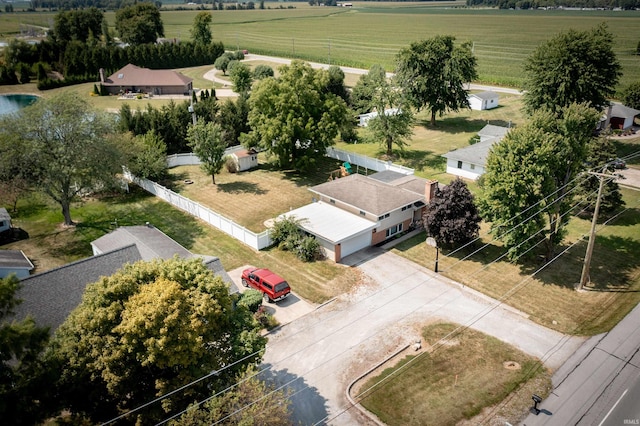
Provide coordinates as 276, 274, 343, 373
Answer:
160, 171, 191, 192
260, 157, 350, 188
613, 138, 640, 166
216, 181, 268, 195
259, 364, 329, 425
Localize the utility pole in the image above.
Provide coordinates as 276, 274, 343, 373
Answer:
577, 171, 612, 290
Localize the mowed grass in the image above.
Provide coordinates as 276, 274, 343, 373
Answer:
358, 322, 551, 426
390, 185, 640, 336
2, 186, 360, 304
337, 93, 526, 185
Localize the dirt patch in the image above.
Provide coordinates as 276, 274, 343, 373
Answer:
503, 361, 521, 370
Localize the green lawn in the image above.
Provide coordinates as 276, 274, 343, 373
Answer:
358, 322, 551, 426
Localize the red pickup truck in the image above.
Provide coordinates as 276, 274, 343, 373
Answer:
241, 267, 291, 303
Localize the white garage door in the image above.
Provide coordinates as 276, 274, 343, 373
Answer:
340, 232, 372, 259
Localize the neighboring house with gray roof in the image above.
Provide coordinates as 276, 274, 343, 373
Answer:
11, 225, 236, 332
0, 250, 34, 279
468, 91, 499, 110
283, 172, 437, 262
443, 124, 511, 180
99, 64, 193, 96
602, 103, 640, 130
0, 207, 11, 234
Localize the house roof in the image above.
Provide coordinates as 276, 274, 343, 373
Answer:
92, 225, 193, 260
0, 250, 34, 271
469, 91, 499, 101
442, 138, 497, 166
12, 244, 143, 332
0, 207, 10, 222
309, 173, 426, 216
232, 148, 257, 158
91, 225, 237, 293
609, 103, 640, 119
281, 201, 376, 244
103, 64, 193, 87
477, 124, 510, 140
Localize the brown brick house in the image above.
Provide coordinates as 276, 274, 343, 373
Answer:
99, 64, 193, 96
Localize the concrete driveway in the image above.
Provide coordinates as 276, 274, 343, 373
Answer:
617, 167, 640, 189
227, 266, 317, 326
259, 248, 585, 425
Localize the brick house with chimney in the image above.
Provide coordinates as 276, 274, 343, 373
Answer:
99, 64, 193, 96
281, 171, 438, 262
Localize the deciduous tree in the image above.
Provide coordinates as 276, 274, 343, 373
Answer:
522, 23, 621, 115
229, 61, 253, 94
0, 93, 124, 225
362, 65, 414, 156
0, 276, 50, 425
191, 11, 213, 46
621, 80, 640, 110
478, 103, 601, 261
115, 2, 164, 45
186, 121, 227, 184
395, 35, 477, 126
241, 60, 349, 170
423, 178, 481, 247
49, 257, 266, 424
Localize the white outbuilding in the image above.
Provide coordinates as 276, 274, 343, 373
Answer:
468, 91, 499, 111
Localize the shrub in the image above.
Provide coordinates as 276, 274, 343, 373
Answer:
254, 306, 279, 330
238, 289, 263, 313
225, 155, 238, 173
270, 215, 303, 247
295, 235, 324, 261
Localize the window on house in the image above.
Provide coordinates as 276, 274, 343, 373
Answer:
0, 221, 4, 227
457, 161, 463, 169
386, 223, 403, 238
359, 210, 366, 216
470, 164, 475, 170
330, 199, 335, 204
384, 213, 390, 219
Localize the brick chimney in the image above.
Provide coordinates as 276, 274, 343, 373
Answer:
425, 180, 438, 203
99, 68, 105, 83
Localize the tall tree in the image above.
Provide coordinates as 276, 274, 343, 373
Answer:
478, 103, 601, 261
574, 136, 625, 216
119, 130, 168, 181
423, 178, 481, 247
0, 276, 51, 425
49, 258, 266, 424
395, 35, 477, 126
0, 93, 124, 226
186, 121, 227, 184
621, 80, 640, 110
52, 8, 104, 46
241, 60, 349, 170
351, 64, 387, 115
229, 61, 253, 94
326, 65, 350, 105
191, 11, 213, 45
522, 23, 622, 115
361, 65, 414, 156
115, 2, 164, 45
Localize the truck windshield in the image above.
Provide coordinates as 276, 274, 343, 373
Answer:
275, 282, 290, 293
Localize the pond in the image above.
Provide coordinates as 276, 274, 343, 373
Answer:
0, 94, 39, 116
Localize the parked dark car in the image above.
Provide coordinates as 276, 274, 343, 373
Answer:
610, 158, 626, 169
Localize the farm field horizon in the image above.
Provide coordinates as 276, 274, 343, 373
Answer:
0, 3, 639, 89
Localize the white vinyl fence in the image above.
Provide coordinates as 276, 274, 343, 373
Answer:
326, 147, 414, 175
130, 148, 410, 250
123, 170, 272, 250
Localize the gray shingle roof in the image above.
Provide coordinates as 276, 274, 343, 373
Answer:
103, 64, 193, 88
610, 103, 640, 119
442, 138, 497, 166
309, 173, 426, 216
470, 91, 499, 101
12, 245, 143, 332
477, 124, 510, 141
92, 225, 193, 260
0, 250, 34, 271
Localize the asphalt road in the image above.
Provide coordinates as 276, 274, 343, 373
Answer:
259, 248, 584, 425
521, 301, 640, 426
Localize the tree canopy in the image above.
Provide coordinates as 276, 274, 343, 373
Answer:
423, 178, 481, 247
0, 92, 124, 225
241, 60, 349, 171
53, 8, 105, 46
115, 2, 164, 45
48, 257, 266, 424
395, 35, 477, 126
362, 65, 414, 156
522, 23, 621, 115
191, 11, 213, 46
186, 121, 227, 184
478, 103, 601, 261
621, 80, 640, 110
0, 276, 50, 425
229, 61, 253, 94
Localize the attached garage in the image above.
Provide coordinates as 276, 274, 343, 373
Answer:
281, 202, 376, 262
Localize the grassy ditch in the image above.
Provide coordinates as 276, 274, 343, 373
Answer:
357, 322, 551, 426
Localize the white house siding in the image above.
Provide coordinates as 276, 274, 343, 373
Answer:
316, 238, 336, 262
445, 159, 483, 180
